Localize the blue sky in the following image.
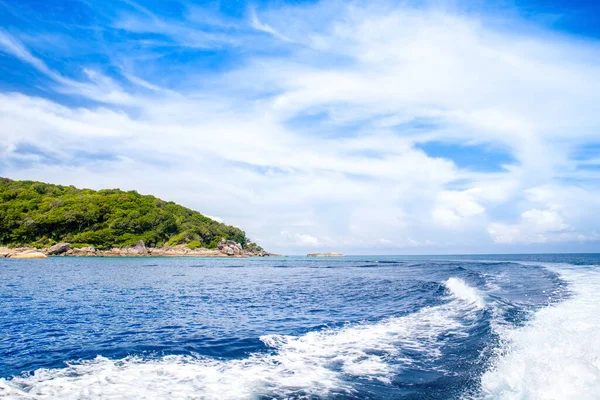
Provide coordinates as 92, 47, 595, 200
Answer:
1, 0, 600, 254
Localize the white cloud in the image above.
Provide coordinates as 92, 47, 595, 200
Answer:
522, 209, 568, 232
432, 208, 463, 228
0, 28, 55, 76
488, 209, 595, 244
249, 8, 291, 42
280, 231, 321, 246
432, 188, 486, 229
0, 30, 136, 105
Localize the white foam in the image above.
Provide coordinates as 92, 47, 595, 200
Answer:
445, 277, 486, 309
479, 265, 600, 400
0, 278, 484, 400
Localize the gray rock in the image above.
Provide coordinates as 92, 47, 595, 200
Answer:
48, 242, 70, 255
71, 246, 96, 256
217, 239, 246, 256
132, 240, 148, 254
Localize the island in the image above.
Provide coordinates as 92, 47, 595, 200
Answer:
307, 252, 344, 257
0, 177, 272, 258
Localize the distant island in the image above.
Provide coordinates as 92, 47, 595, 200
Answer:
307, 252, 344, 257
0, 178, 271, 258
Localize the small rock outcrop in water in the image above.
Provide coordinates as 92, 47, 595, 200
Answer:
307, 252, 344, 257
47, 243, 70, 255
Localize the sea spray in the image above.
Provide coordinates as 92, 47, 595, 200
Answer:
480, 266, 600, 399
445, 277, 486, 309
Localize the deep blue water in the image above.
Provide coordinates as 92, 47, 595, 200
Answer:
1, 254, 599, 399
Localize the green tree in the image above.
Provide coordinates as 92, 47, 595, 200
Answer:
0, 178, 261, 251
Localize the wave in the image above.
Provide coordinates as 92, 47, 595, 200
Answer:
445, 277, 485, 309
0, 278, 485, 400
479, 264, 600, 399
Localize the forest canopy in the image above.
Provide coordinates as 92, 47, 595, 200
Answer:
0, 178, 259, 250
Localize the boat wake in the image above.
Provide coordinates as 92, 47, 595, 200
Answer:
478, 264, 600, 399
0, 278, 485, 400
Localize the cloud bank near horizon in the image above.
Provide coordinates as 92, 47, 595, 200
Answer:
1, 0, 599, 254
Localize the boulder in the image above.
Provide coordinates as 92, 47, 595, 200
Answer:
47, 242, 70, 255
216, 239, 244, 256
126, 240, 149, 255
209, 239, 275, 257
71, 246, 97, 256
10, 252, 48, 259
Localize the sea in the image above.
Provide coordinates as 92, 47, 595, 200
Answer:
1, 254, 599, 399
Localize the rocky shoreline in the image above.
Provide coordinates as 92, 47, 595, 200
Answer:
0, 239, 274, 259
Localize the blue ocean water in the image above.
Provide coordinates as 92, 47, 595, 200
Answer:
1, 254, 599, 399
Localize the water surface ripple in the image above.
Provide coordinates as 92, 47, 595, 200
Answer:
1, 254, 598, 399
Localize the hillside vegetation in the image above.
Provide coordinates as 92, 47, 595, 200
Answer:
0, 178, 261, 251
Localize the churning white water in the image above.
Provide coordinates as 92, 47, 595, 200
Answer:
480, 265, 600, 400
0, 278, 484, 400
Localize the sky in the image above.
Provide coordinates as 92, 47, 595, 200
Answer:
1, 0, 600, 255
